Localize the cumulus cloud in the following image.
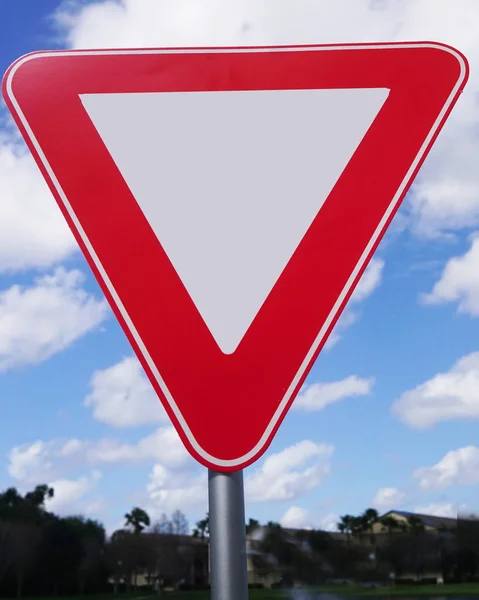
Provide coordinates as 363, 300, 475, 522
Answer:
146, 466, 207, 517
8, 441, 54, 482
372, 487, 406, 511
45, 471, 103, 516
84, 356, 168, 427
9, 431, 333, 522
280, 506, 312, 529
7, 426, 189, 484
414, 446, 479, 490
392, 352, 479, 429
6, 438, 104, 517
245, 440, 334, 502
326, 259, 385, 348
350, 259, 385, 304
414, 502, 458, 518
280, 506, 339, 531
295, 375, 374, 412
86, 427, 188, 467
422, 236, 479, 314
0, 268, 108, 372
51, 0, 479, 240
0, 139, 77, 272
144, 439, 334, 517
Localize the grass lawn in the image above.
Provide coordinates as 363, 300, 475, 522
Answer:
166, 582, 479, 597
311, 583, 479, 596
18, 584, 479, 599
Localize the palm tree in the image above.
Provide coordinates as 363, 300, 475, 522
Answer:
351, 516, 367, 540
338, 515, 355, 545
380, 515, 400, 536
407, 515, 425, 533
246, 518, 260, 534
362, 509, 379, 529
124, 507, 150, 534
192, 514, 209, 539
360, 508, 379, 565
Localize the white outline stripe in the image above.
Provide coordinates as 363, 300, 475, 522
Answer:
5, 43, 467, 468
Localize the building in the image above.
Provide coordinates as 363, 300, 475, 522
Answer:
114, 533, 209, 590
245, 511, 460, 586
371, 510, 457, 583
372, 510, 456, 535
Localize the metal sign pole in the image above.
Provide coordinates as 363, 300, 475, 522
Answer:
208, 469, 249, 600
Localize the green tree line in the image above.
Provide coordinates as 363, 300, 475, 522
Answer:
0, 484, 195, 597
2, 484, 479, 596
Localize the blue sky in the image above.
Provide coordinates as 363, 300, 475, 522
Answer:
2, 0, 479, 534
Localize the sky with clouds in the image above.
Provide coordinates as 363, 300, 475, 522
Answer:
1, 0, 479, 534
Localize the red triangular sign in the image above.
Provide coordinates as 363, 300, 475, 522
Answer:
3, 43, 468, 470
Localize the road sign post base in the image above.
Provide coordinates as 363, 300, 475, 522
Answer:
208, 469, 248, 600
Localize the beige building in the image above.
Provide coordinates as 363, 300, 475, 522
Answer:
372, 510, 456, 535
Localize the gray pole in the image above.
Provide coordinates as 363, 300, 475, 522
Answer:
208, 469, 249, 600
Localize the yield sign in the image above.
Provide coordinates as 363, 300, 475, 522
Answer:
3, 43, 468, 470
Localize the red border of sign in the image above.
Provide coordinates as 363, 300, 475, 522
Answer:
2, 43, 469, 470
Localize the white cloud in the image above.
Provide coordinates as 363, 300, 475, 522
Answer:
295, 375, 374, 412
144, 439, 333, 518
52, 0, 479, 240
392, 352, 479, 429
84, 356, 168, 427
422, 236, 479, 314
0, 139, 77, 272
8, 441, 53, 482
372, 487, 406, 511
0, 268, 108, 372
146, 465, 207, 517
6, 443, 104, 516
414, 446, 479, 490
280, 506, 312, 529
319, 513, 340, 533
45, 471, 102, 516
87, 427, 188, 467
414, 502, 457, 518
280, 506, 339, 531
245, 440, 334, 502
7, 426, 189, 484
350, 258, 385, 303
327, 259, 384, 348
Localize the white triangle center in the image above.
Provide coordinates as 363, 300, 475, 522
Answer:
80, 87, 389, 354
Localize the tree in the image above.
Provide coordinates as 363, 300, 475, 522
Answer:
192, 514, 209, 539
156, 513, 174, 535
24, 484, 54, 508
380, 515, 401, 536
0, 485, 52, 525
358, 508, 380, 572
361, 508, 379, 539
246, 518, 260, 534
107, 530, 138, 592
39, 517, 84, 595
145, 523, 198, 588
10, 522, 41, 598
0, 488, 22, 517
0, 484, 57, 597
65, 516, 106, 594
171, 510, 189, 536
0, 521, 13, 592
259, 522, 320, 585
125, 507, 151, 534
407, 515, 426, 533
338, 515, 356, 544
0, 484, 112, 596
